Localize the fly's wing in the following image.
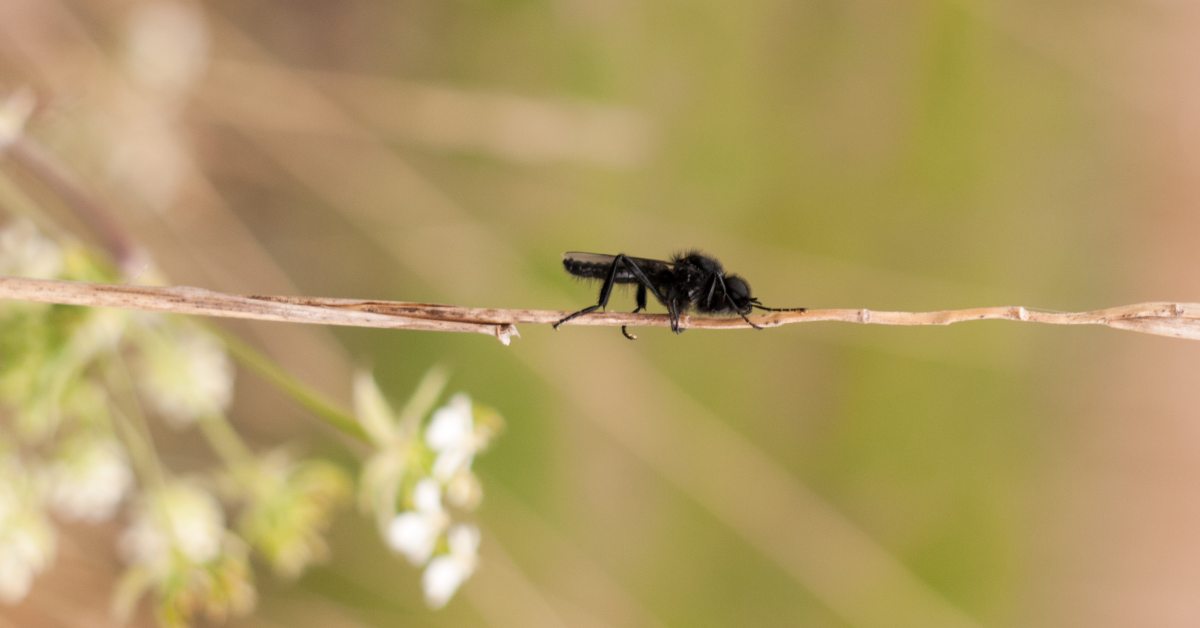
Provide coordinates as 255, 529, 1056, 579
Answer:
562, 252, 673, 283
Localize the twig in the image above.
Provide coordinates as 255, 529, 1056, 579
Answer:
5, 138, 143, 271
3, 276, 1200, 343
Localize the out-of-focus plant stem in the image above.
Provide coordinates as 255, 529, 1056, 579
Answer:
215, 329, 368, 444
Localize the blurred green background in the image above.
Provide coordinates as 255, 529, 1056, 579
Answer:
3, 0, 1200, 626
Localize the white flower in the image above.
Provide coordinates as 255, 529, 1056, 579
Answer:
0, 459, 55, 605
72, 309, 130, 358
386, 514, 436, 566
136, 323, 233, 428
426, 394, 482, 482
444, 472, 482, 510
0, 220, 62, 279
0, 524, 53, 604
46, 436, 132, 523
358, 378, 500, 611
422, 524, 480, 609
114, 483, 255, 625
121, 482, 224, 571
385, 478, 446, 565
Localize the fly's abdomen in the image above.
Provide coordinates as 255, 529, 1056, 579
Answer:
562, 252, 639, 283
562, 251, 679, 288
563, 257, 615, 280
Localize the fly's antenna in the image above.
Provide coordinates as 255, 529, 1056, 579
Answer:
743, 300, 803, 329
750, 299, 806, 313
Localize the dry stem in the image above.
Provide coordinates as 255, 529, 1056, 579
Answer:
3, 276, 1200, 344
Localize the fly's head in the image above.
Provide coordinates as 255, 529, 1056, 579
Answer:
721, 274, 755, 315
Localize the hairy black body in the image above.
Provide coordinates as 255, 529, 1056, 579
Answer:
554, 251, 805, 339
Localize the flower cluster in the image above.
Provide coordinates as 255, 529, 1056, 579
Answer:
0, 220, 348, 624
0, 450, 55, 604
355, 372, 501, 608
225, 452, 350, 580
45, 432, 133, 523
0, 220, 260, 625
134, 320, 234, 428
115, 481, 254, 627
0, 219, 504, 623
0, 221, 122, 603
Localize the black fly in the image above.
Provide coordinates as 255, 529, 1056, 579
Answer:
553, 251, 805, 339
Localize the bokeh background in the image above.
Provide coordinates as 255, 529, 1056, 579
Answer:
2, 0, 1200, 626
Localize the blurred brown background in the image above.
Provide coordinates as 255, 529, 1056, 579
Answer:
2, 0, 1200, 626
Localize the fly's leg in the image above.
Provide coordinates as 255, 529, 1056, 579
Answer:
739, 311, 765, 330
556, 255, 666, 336
554, 256, 622, 329
621, 284, 647, 340
704, 275, 720, 310
667, 298, 684, 334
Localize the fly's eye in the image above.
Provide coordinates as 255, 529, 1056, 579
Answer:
724, 275, 752, 302
722, 275, 755, 313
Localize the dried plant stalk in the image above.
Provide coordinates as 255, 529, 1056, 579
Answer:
2, 276, 1199, 344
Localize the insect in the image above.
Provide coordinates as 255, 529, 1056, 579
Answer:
553, 250, 805, 339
